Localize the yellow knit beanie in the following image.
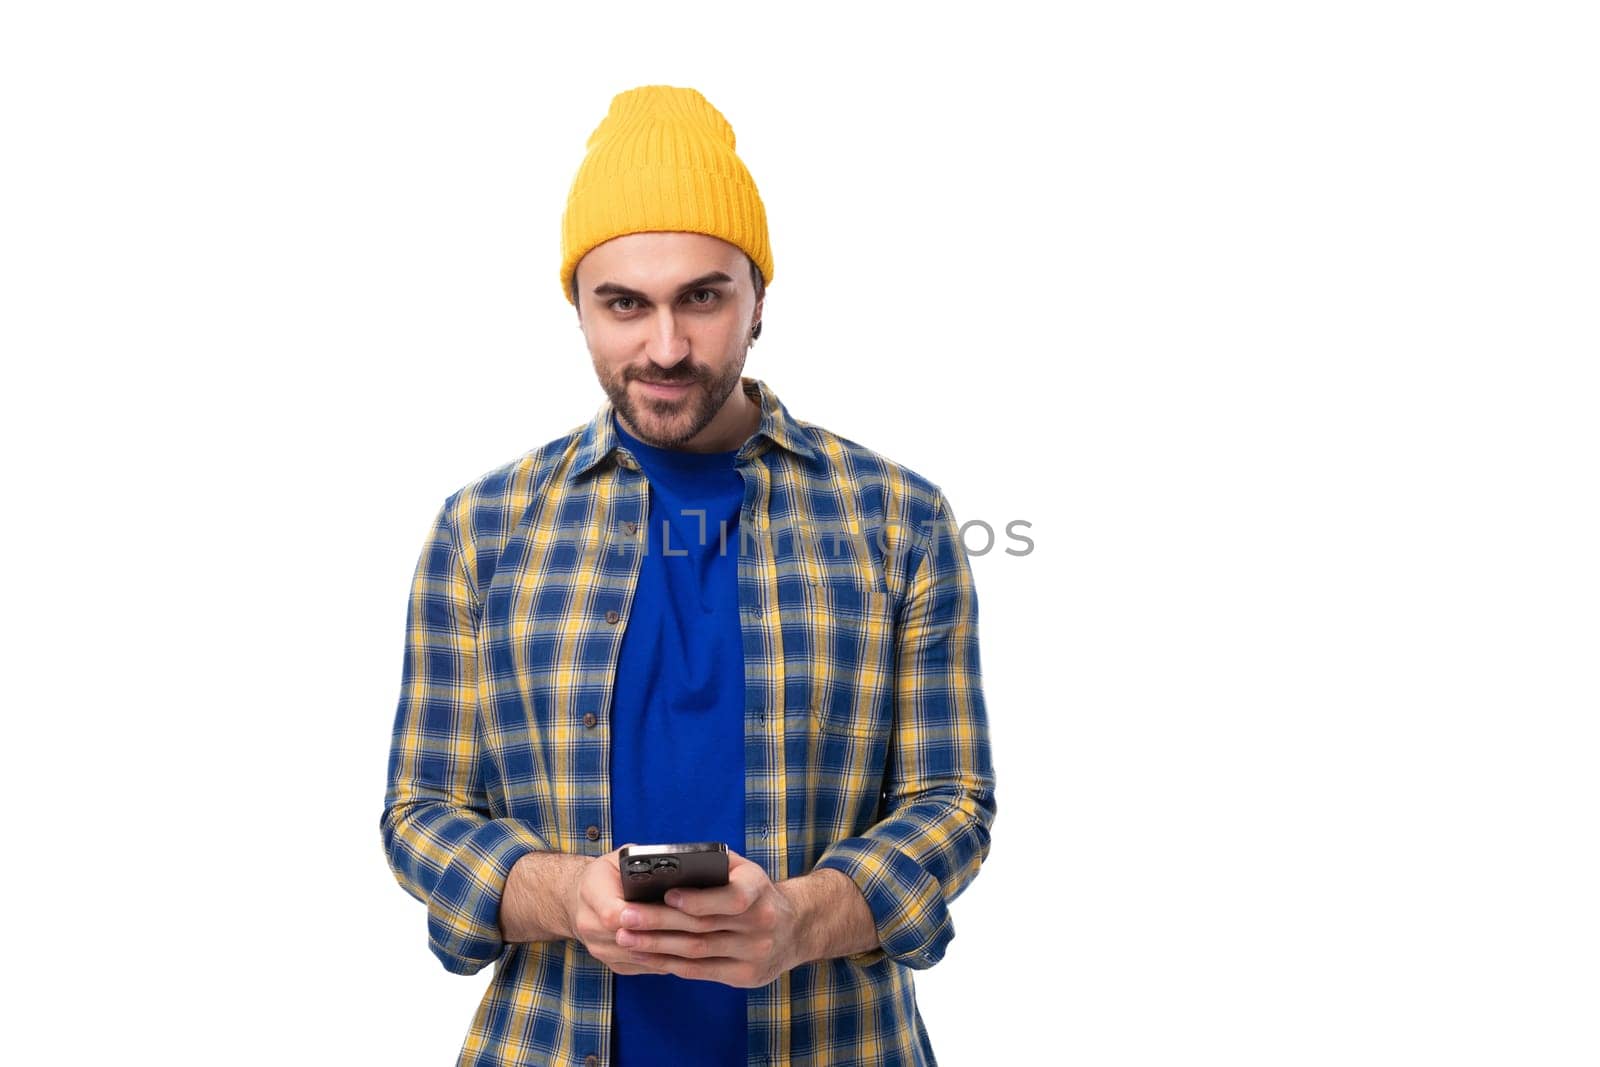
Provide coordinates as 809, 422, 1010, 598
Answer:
559, 85, 773, 306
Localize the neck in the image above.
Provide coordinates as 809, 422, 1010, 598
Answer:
695, 383, 760, 452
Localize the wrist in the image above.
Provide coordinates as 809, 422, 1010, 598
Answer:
785, 867, 879, 964
542, 853, 587, 941
776, 877, 820, 969
502, 852, 587, 943
555, 854, 590, 940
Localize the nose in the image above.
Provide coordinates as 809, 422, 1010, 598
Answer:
644, 306, 690, 369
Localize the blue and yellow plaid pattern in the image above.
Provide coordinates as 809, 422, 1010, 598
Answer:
380, 377, 997, 1066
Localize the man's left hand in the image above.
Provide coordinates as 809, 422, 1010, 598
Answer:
612, 849, 811, 988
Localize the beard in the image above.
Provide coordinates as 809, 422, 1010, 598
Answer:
599, 354, 747, 450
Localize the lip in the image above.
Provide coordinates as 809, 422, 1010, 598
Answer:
637, 379, 695, 398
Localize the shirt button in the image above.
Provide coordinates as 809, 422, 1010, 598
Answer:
605, 609, 620, 624
760, 823, 770, 838
585, 1056, 599, 1067
583, 712, 597, 728
621, 520, 637, 535
586, 825, 600, 842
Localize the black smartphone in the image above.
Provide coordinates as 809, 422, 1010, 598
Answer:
618, 842, 730, 902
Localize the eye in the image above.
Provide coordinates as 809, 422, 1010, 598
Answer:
607, 296, 638, 313
685, 288, 720, 306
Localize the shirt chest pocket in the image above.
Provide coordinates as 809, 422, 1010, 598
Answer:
792, 574, 897, 740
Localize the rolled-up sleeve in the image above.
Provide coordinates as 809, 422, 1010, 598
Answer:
378, 496, 554, 975
813, 489, 998, 970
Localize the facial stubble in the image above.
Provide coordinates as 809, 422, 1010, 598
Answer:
600, 353, 747, 451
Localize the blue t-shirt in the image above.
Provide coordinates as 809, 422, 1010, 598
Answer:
609, 412, 749, 1066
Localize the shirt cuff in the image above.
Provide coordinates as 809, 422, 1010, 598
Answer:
426, 818, 551, 975
813, 836, 954, 971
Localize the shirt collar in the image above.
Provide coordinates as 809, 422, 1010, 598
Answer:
566, 376, 818, 483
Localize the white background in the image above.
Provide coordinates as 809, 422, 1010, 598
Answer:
4, 2, 1596, 1064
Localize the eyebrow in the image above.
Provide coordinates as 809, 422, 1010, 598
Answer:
590, 271, 735, 301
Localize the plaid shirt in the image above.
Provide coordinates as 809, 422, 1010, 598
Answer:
380, 377, 996, 1067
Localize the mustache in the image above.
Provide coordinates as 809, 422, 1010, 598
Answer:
631, 369, 703, 385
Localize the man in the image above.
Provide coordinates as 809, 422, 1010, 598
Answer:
380, 84, 997, 1067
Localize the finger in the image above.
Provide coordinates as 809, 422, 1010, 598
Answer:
617, 901, 723, 934
616, 928, 767, 961
664, 860, 765, 917
662, 881, 759, 918
584, 849, 641, 930
721, 850, 766, 884
601, 956, 665, 976
583, 889, 630, 934
620, 950, 763, 988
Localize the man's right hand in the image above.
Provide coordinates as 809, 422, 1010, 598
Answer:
503, 844, 663, 976
569, 843, 669, 976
